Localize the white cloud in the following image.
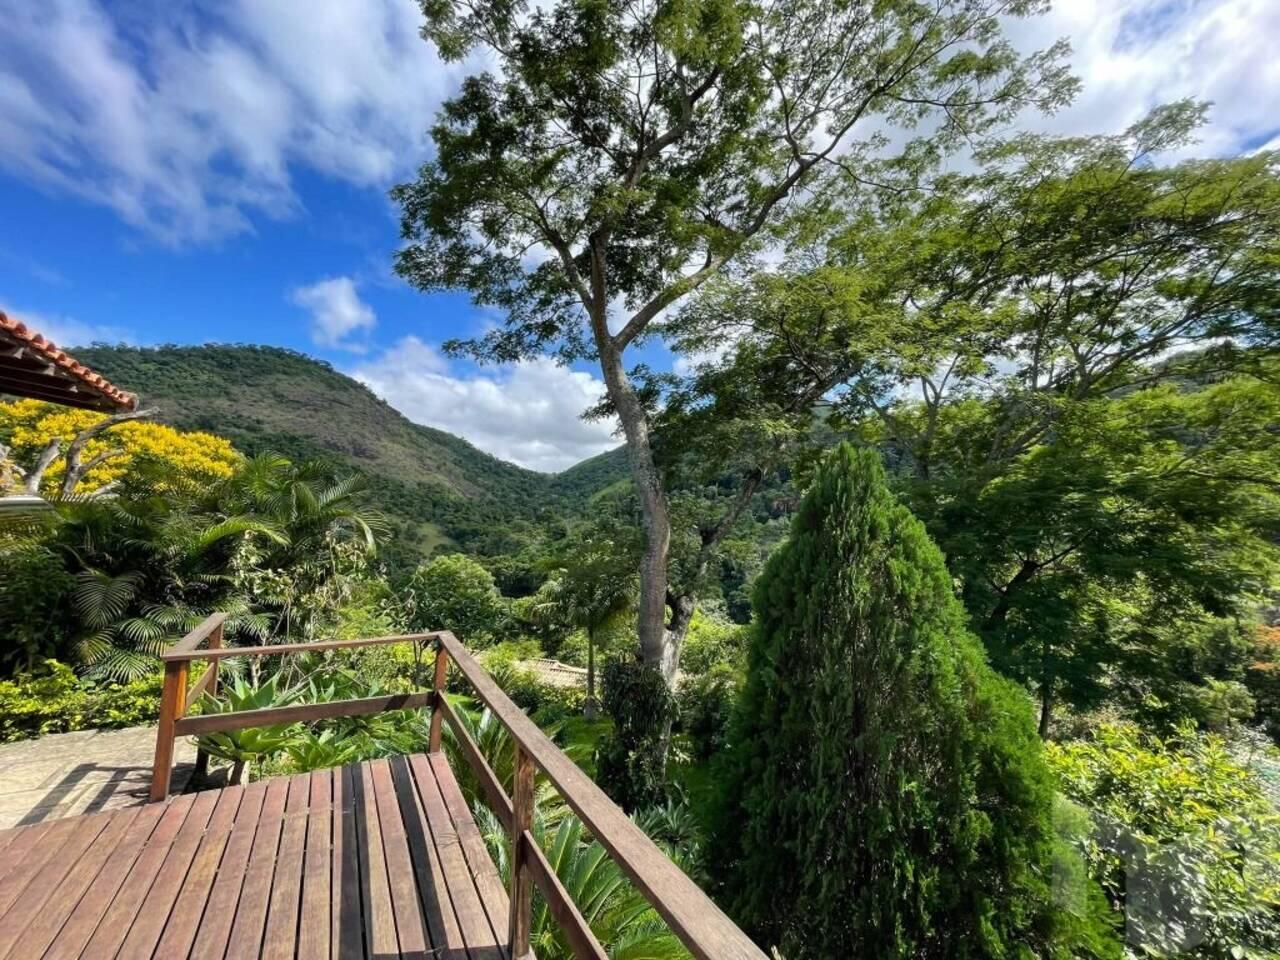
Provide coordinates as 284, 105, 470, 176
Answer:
352, 337, 619, 472
1005, 0, 1280, 155
0, 0, 458, 244
0, 303, 132, 348
0, 0, 1272, 250
290, 276, 377, 352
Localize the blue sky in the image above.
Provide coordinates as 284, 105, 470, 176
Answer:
1, 0, 1277, 470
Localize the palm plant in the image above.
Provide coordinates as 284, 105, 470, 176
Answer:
442, 699, 567, 818
16, 454, 385, 680
53, 487, 276, 679
532, 536, 637, 718
221, 454, 386, 561
218, 455, 388, 641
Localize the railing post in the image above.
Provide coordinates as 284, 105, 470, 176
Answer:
428, 637, 450, 753
150, 657, 189, 802
191, 620, 222, 784
509, 744, 535, 960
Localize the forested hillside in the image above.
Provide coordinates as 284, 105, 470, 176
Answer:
75, 344, 629, 569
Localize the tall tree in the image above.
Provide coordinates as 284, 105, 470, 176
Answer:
709, 443, 1078, 958
670, 111, 1280, 727
394, 0, 1075, 682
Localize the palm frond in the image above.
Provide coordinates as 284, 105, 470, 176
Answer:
72, 569, 141, 629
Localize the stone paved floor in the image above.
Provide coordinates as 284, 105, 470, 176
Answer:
0, 726, 200, 828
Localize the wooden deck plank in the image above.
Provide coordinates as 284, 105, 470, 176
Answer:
429, 751, 513, 938
0, 807, 122, 960
80, 791, 206, 958
224, 776, 291, 957
261, 773, 313, 960
116, 788, 227, 957
413, 753, 507, 960
0, 751, 529, 960
370, 757, 431, 960
189, 779, 270, 960
42, 802, 170, 960
297, 769, 333, 960
0, 819, 62, 887
0, 817, 82, 918
153, 785, 247, 958
356, 759, 399, 960
391, 754, 465, 954
332, 764, 365, 960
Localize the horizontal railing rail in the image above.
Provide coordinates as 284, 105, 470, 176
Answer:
150, 616, 766, 960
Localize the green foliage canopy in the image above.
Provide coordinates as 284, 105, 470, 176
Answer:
405, 552, 509, 645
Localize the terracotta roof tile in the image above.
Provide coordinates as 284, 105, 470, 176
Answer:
0, 311, 137, 411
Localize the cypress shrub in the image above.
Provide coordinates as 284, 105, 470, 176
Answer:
709, 444, 1069, 958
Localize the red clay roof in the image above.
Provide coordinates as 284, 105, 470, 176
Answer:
0, 311, 137, 412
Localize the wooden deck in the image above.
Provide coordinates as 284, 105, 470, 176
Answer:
0, 753, 509, 960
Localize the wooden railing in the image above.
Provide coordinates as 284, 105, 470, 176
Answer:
151, 615, 767, 960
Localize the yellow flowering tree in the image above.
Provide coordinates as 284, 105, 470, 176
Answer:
0, 399, 239, 496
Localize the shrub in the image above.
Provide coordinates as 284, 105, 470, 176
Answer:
596, 658, 675, 811
0, 659, 163, 742
710, 444, 1080, 959
677, 663, 739, 761
1047, 722, 1280, 957
0, 542, 75, 676
680, 608, 747, 675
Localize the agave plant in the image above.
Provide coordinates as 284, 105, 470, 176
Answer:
194, 676, 299, 784
284, 728, 365, 773
474, 805, 690, 960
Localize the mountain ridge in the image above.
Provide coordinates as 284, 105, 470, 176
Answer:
72, 343, 630, 568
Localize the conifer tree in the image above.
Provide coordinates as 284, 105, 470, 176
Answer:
710, 443, 1069, 958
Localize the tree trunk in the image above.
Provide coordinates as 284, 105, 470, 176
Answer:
982, 557, 1040, 633
230, 759, 246, 786
1038, 676, 1054, 739
596, 340, 675, 684
585, 625, 598, 720
664, 594, 697, 683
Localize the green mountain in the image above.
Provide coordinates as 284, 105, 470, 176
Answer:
75, 344, 629, 570
547, 445, 631, 500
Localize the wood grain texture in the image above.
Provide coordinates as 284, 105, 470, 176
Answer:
371, 757, 431, 960
296, 769, 333, 960
174, 690, 435, 736
356, 759, 399, 960
1, 807, 143, 960
438, 691, 515, 829
261, 774, 311, 960
0, 810, 115, 959
332, 764, 365, 960
161, 630, 442, 661
509, 745, 535, 960
190, 779, 270, 960
396, 754, 467, 954
224, 776, 290, 957
42, 803, 170, 960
